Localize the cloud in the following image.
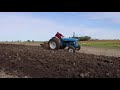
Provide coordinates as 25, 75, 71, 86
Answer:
0, 12, 120, 41
86, 12, 120, 24
0, 13, 60, 41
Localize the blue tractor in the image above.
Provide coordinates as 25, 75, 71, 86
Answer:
48, 37, 81, 53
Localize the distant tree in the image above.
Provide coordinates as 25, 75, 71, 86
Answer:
17, 40, 20, 42
27, 40, 31, 42
71, 36, 91, 41
32, 40, 34, 42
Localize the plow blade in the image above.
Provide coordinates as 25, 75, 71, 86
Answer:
40, 42, 49, 49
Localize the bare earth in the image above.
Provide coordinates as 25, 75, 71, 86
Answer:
0, 44, 120, 78
79, 46, 120, 57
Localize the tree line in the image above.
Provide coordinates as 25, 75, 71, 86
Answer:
70, 36, 91, 41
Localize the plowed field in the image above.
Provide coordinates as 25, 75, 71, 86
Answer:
0, 44, 120, 78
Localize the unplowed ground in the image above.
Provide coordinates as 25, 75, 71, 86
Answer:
0, 44, 120, 78
80, 46, 120, 57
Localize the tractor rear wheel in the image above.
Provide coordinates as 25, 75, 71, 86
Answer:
68, 46, 75, 53
48, 37, 60, 50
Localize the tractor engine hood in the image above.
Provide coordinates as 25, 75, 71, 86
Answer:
61, 38, 78, 42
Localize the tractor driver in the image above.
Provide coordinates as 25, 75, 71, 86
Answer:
55, 32, 64, 39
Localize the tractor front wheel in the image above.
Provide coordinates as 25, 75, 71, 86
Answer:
76, 45, 81, 51
68, 46, 75, 53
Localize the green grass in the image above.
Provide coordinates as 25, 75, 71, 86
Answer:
79, 40, 120, 49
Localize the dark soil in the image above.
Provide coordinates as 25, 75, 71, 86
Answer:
0, 44, 120, 78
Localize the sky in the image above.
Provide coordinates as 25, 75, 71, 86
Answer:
0, 12, 120, 41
